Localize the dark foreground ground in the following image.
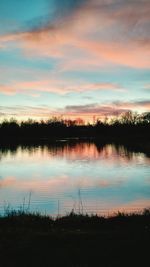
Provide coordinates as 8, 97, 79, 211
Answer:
0, 210, 150, 267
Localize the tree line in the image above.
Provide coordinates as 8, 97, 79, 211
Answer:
0, 111, 150, 141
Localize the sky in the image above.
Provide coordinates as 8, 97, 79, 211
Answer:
0, 0, 150, 122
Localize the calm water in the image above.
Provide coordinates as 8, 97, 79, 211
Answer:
0, 141, 150, 215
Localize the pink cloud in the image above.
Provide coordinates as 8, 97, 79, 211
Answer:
0, 83, 40, 97
0, 0, 150, 70
0, 84, 17, 95
0, 80, 124, 96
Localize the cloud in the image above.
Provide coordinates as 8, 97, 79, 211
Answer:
0, 83, 40, 97
64, 103, 128, 117
0, 105, 56, 119
114, 100, 150, 110
0, 81, 124, 96
144, 84, 150, 90
77, 82, 124, 91
64, 100, 150, 117
0, 84, 17, 95
0, 0, 150, 70
1, 99, 150, 121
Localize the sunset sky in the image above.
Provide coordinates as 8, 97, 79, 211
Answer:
0, 0, 150, 122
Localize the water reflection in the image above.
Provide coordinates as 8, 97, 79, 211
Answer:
0, 141, 150, 215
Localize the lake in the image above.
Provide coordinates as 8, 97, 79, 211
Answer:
0, 141, 150, 216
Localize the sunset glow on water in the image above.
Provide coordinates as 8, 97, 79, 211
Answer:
0, 142, 150, 216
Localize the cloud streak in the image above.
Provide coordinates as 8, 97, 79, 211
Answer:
64, 100, 150, 117
0, 81, 124, 96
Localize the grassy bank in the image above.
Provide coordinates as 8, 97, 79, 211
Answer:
0, 210, 150, 267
